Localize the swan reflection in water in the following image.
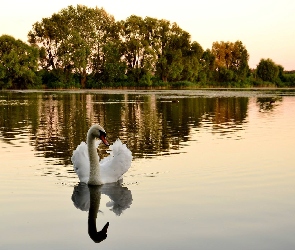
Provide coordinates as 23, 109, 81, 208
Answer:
71, 181, 133, 243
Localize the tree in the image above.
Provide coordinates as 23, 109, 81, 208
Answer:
120, 15, 161, 85
181, 41, 204, 82
96, 41, 126, 87
28, 5, 118, 88
231, 41, 249, 81
120, 15, 147, 84
199, 49, 215, 83
256, 58, 279, 83
155, 21, 192, 82
0, 35, 40, 89
211, 41, 249, 82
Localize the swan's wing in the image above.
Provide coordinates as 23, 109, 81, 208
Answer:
100, 139, 132, 184
71, 140, 101, 183
71, 141, 90, 183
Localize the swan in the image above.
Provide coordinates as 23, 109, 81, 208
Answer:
71, 124, 132, 185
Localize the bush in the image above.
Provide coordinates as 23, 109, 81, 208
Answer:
256, 58, 279, 83
170, 81, 194, 88
284, 74, 295, 87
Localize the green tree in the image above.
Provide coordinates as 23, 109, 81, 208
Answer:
181, 41, 204, 82
198, 49, 215, 83
155, 21, 192, 82
121, 16, 197, 84
95, 41, 127, 87
256, 58, 279, 83
120, 15, 160, 85
120, 15, 146, 84
0, 35, 40, 89
28, 5, 118, 88
231, 41, 249, 81
166, 24, 191, 82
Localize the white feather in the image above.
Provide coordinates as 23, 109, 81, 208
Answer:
71, 137, 132, 184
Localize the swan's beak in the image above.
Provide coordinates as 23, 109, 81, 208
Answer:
99, 134, 109, 146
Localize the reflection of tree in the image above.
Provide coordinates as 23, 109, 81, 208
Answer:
0, 92, 38, 143
256, 97, 282, 112
211, 98, 248, 124
0, 92, 249, 166
210, 97, 248, 134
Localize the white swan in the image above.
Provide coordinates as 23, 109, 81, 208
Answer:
71, 124, 132, 185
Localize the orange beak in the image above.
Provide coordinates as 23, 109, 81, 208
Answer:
99, 134, 109, 146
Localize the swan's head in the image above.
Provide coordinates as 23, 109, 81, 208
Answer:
88, 124, 109, 146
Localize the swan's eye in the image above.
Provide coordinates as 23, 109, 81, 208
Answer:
99, 130, 106, 137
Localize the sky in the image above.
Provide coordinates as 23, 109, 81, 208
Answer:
0, 0, 294, 70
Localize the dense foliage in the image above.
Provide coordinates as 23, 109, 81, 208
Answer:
211, 41, 249, 83
0, 35, 40, 89
0, 5, 294, 89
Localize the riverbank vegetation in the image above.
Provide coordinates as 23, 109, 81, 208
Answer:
0, 5, 294, 89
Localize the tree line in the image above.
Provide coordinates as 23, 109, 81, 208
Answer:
0, 5, 294, 89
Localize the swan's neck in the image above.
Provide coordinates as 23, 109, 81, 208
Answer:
87, 134, 103, 185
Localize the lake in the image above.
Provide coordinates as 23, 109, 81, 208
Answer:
1, 89, 295, 250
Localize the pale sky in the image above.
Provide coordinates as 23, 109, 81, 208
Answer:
1, 0, 294, 70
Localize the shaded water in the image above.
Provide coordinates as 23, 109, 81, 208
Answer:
1, 89, 295, 249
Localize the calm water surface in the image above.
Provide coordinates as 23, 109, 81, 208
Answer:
0, 89, 295, 250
